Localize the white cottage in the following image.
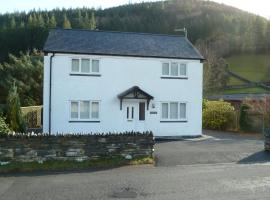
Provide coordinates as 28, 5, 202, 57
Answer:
43, 29, 204, 137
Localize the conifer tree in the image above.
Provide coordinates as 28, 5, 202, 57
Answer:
49, 14, 57, 28
6, 82, 26, 133
62, 14, 71, 29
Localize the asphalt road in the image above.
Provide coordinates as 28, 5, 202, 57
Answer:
1, 164, 270, 200
1, 130, 270, 200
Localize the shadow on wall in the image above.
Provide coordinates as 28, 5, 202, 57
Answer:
238, 150, 270, 164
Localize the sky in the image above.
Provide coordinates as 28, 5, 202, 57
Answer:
1, 0, 270, 19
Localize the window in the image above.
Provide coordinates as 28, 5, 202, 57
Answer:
71, 58, 100, 74
161, 103, 169, 119
71, 59, 80, 72
162, 63, 169, 75
171, 63, 178, 76
92, 60, 100, 73
81, 59, 90, 73
161, 102, 187, 121
161, 62, 187, 78
70, 100, 100, 120
127, 106, 134, 120
180, 63, 187, 76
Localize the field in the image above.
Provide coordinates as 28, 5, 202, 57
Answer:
224, 53, 270, 94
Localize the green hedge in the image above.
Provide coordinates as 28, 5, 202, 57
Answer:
203, 100, 235, 130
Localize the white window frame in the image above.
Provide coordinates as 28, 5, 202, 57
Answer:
160, 101, 188, 121
161, 61, 188, 78
70, 57, 101, 75
69, 100, 100, 121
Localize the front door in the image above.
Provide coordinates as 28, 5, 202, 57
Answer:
123, 101, 146, 132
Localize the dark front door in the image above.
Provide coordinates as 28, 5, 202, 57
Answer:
139, 102, 145, 121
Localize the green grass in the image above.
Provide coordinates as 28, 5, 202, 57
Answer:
227, 76, 246, 85
222, 53, 270, 94
0, 156, 154, 174
226, 53, 270, 83
223, 87, 269, 94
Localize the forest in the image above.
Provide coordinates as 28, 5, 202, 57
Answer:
0, 0, 269, 106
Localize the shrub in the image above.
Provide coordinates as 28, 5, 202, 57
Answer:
0, 116, 10, 135
6, 82, 26, 132
203, 100, 235, 130
244, 97, 270, 127
239, 104, 251, 131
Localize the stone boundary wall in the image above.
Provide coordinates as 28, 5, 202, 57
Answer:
0, 132, 154, 163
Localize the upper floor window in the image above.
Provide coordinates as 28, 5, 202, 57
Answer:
70, 100, 100, 121
162, 62, 187, 78
71, 58, 100, 75
161, 101, 187, 121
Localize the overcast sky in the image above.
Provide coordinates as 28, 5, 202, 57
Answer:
1, 0, 269, 19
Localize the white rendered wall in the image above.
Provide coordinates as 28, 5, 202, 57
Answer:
43, 53, 203, 136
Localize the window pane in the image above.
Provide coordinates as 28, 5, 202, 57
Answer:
180, 103, 186, 119
162, 63, 169, 75
171, 63, 178, 76
170, 102, 178, 119
71, 101, 78, 119
81, 59, 90, 73
180, 64, 187, 76
71, 59, 79, 72
80, 101, 90, 119
162, 103, 168, 119
91, 102, 99, 119
92, 60, 99, 73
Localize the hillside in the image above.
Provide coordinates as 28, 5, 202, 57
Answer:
224, 53, 270, 94
0, 0, 269, 62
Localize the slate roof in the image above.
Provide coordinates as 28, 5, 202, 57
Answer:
43, 29, 204, 60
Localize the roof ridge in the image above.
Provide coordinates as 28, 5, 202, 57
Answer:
52, 28, 185, 38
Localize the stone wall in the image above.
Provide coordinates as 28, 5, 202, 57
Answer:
0, 132, 154, 163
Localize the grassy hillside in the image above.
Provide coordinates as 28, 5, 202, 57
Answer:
227, 53, 270, 83
224, 53, 270, 94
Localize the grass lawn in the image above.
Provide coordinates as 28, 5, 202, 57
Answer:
226, 53, 270, 84
223, 87, 270, 94
0, 156, 154, 174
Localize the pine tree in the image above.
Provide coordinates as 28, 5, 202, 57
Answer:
62, 14, 71, 29
9, 17, 16, 29
37, 14, 45, 27
6, 82, 26, 133
49, 14, 57, 28
90, 12, 96, 30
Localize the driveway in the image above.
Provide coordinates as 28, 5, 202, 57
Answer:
155, 130, 270, 166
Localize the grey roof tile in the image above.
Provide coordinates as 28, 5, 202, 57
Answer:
43, 29, 204, 60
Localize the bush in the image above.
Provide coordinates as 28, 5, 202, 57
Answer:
239, 104, 251, 131
6, 83, 26, 132
0, 116, 10, 135
203, 100, 235, 130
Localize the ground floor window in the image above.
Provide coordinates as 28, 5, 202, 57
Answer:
70, 100, 100, 120
161, 101, 187, 121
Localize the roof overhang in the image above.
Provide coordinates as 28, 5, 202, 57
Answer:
117, 86, 154, 110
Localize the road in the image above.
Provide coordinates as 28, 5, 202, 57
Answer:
1, 163, 270, 200
1, 131, 270, 200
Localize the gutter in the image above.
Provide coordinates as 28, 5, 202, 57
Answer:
49, 53, 55, 134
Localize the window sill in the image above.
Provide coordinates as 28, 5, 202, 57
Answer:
69, 120, 100, 123
160, 120, 187, 123
70, 73, 101, 77
160, 76, 188, 79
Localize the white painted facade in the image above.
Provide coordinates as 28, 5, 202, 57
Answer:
43, 53, 203, 136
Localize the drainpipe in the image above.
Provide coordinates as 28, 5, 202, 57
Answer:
49, 53, 55, 134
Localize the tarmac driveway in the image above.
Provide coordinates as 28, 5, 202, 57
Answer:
154, 130, 270, 166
